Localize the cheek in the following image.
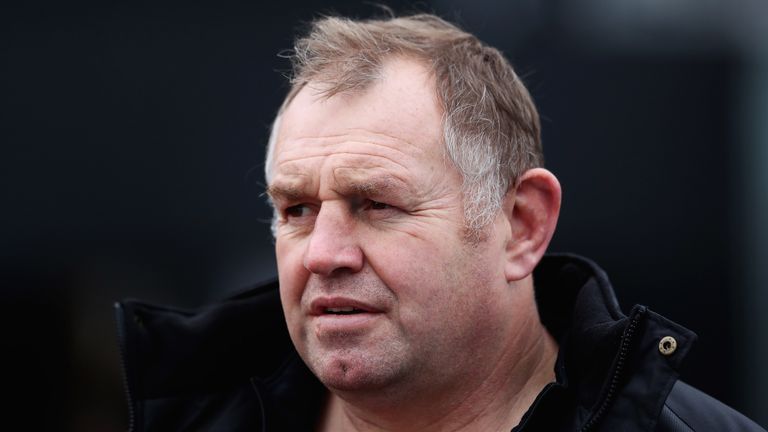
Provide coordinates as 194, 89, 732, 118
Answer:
276, 238, 313, 352
372, 234, 497, 319
367, 235, 464, 316
276, 238, 309, 314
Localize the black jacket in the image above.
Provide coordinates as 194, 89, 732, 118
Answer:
115, 254, 765, 431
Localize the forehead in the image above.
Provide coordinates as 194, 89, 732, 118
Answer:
274, 58, 445, 172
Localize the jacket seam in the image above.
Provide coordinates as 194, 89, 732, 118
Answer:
664, 402, 695, 431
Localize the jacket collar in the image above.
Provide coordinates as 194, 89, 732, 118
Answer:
519, 254, 697, 431
118, 254, 696, 431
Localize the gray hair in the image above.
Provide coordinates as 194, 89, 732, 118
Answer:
265, 14, 543, 238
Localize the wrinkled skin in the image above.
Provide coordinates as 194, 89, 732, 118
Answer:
268, 58, 560, 431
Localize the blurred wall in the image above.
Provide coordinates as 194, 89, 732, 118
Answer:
1, 1, 765, 429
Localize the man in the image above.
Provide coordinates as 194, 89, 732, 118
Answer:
116, 13, 765, 431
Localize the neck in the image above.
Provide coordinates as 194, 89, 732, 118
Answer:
316, 283, 559, 432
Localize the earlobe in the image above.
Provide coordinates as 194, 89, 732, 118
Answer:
503, 168, 562, 281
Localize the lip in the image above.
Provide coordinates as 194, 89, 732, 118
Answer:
309, 297, 383, 316
308, 297, 385, 334
313, 312, 381, 331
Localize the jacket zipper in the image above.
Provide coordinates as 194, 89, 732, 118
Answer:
114, 302, 136, 432
580, 306, 646, 432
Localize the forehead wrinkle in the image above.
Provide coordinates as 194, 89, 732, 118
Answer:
272, 129, 439, 201
277, 131, 431, 169
285, 129, 423, 150
277, 151, 412, 177
339, 128, 431, 155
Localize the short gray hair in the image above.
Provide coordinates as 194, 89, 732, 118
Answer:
265, 14, 543, 238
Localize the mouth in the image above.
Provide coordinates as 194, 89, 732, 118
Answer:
324, 307, 366, 315
309, 297, 383, 317
310, 300, 383, 335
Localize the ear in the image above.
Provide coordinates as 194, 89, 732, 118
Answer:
503, 168, 561, 281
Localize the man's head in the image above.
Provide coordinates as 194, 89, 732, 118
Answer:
265, 13, 561, 411
265, 14, 544, 238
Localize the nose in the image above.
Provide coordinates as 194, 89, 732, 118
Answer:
303, 203, 364, 276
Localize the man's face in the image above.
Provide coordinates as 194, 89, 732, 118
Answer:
269, 59, 512, 395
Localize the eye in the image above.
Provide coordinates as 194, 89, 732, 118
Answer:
363, 200, 400, 216
284, 204, 313, 218
369, 200, 390, 210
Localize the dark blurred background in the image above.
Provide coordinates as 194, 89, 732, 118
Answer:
1, 1, 766, 430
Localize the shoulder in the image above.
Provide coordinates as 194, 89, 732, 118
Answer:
656, 380, 766, 432
116, 278, 293, 431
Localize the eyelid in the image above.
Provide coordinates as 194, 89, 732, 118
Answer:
363, 199, 401, 213
280, 197, 401, 216
369, 200, 390, 209
282, 203, 317, 219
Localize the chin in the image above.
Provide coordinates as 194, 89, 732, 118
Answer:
311, 353, 398, 393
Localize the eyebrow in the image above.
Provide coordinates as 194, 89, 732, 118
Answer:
337, 175, 404, 197
265, 183, 305, 202
266, 174, 410, 203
